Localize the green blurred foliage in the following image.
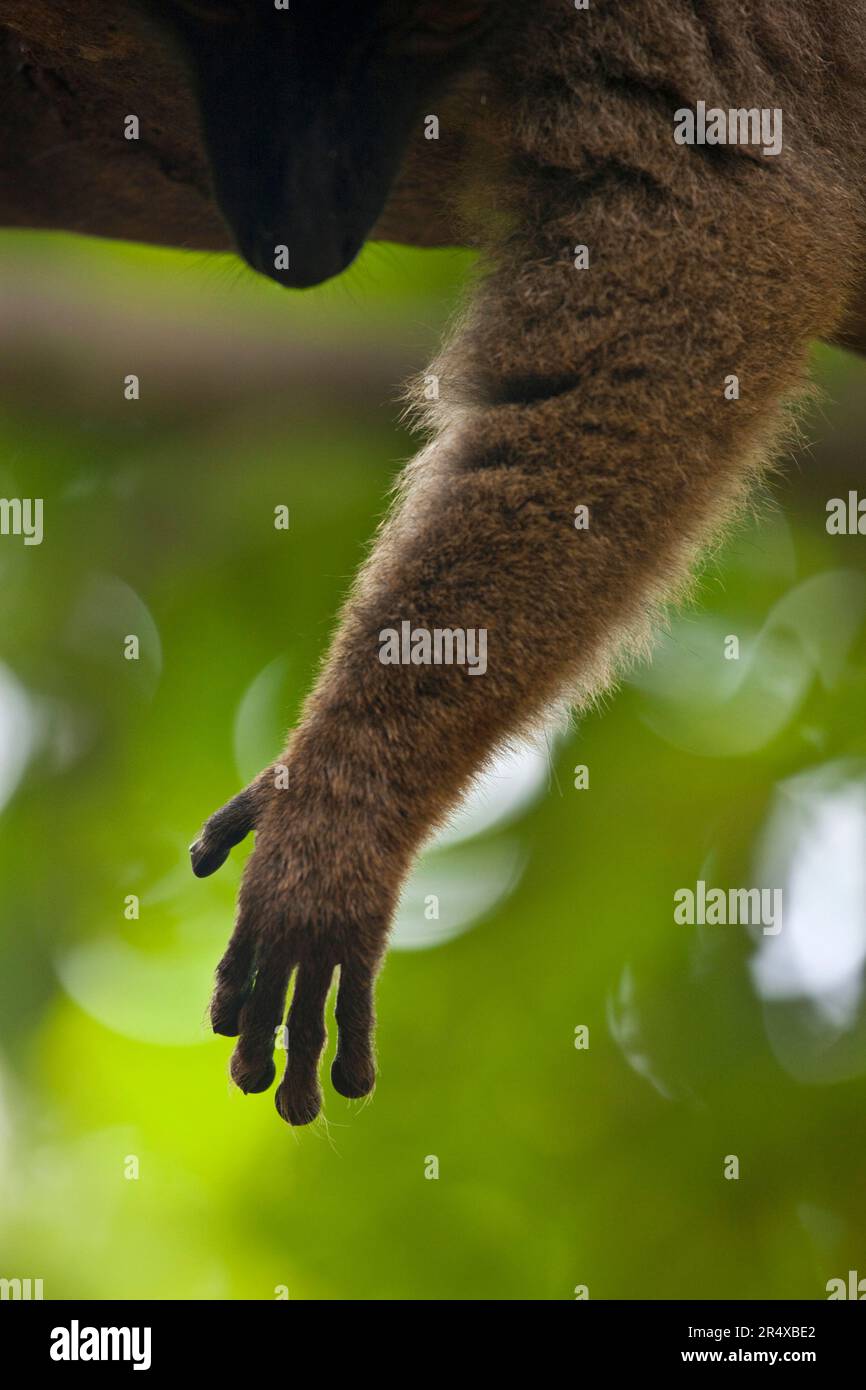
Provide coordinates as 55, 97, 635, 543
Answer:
0, 231, 865, 1300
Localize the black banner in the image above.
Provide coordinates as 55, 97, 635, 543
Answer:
2, 1299, 862, 1373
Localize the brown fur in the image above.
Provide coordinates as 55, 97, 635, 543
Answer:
4, 0, 866, 1124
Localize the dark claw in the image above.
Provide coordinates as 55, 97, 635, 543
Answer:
230, 1054, 276, 1095
210, 989, 249, 1037
331, 1054, 376, 1100
331, 959, 377, 1100
275, 1084, 322, 1126
210, 930, 256, 1036
228, 953, 292, 1097
273, 960, 333, 1127
190, 786, 259, 877
190, 835, 232, 877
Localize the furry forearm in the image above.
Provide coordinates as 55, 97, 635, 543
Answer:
282, 172, 851, 864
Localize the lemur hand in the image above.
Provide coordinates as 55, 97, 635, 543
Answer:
191, 769, 398, 1126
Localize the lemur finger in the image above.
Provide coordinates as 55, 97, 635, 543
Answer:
210, 923, 256, 1037
229, 948, 292, 1094
331, 957, 378, 1100
275, 955, 335, 1126
190, 785, 259, 878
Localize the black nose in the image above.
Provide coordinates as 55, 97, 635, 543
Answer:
240, 228, 362, 289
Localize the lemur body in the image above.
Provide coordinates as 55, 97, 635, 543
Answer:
2, 0, 866, 1123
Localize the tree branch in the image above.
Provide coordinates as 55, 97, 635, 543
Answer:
0, 0, 477, 256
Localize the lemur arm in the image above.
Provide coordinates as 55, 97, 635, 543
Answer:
193, 147, 853, 1124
